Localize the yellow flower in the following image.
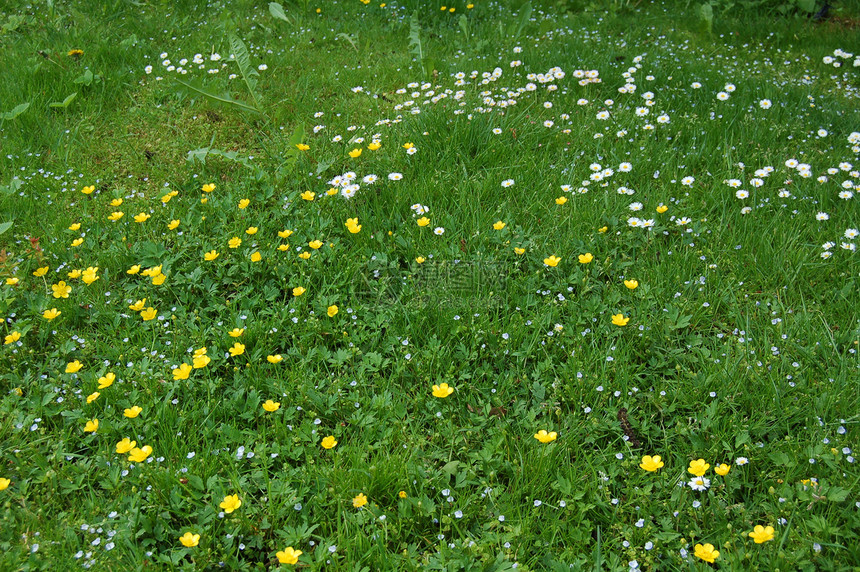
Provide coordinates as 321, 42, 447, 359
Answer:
368, 141, 381, 150
110, 198, 123, 207
555, 197, 568, 205
714, 463, 731, 476
598, 226, 608, 233
67, 268, 82, 279
656, 204, 668, 213
140, 308, 157, 321
246, 226, 258, 235
321, 435, 338, 449
141, 265, 161, 277
82, 267, 99, 285
33, 266, 49, 277
248, 251, 261, 262
514, 247, 525, 255
127, 265, 141, 275
534, 430, 557, 443
432, 383, 454, 398
43, 308, 62, 320
543, 255, 561, 267
327, 305, 339, 317
194, 347, 207, 357
348, 148, 362, 158
309, 239, 323, 249
238, 198, 250, 209
416, 217, 430, 227
168, 219, 180, 230
639, 455, 665, 472
352, 493, 368, 508
69, 223, 81, 231
229, 342, 245, 357
81, 185, 95, 195
200, 195, 208, 204
415, 256, 426, 264
67, 49, 84, 57
296, 143, 310, 151
172, 363, 192, 380
301, 191, 315, 201
693, 543, 719, 563
402, 142, 414, 149
748, 525, 775, 544
129, 299, 146, 312
493, 221, 506, 230
134, 212, 150, 223
278, 244, 289, 251
84, 419, 99, 433
267, 354, 283, 364
116, 438, 136, 454
108, 211, 124, 221
578, 253, 593, 264
263, 399, 281, 412
204, 250, 219, 261
228, 237, 242, 249
98, 372, 115, 389
276, 547, 302, 564
202, 183, 216, 193
278, 229, 294, 239
65, 360, 83, 373
611, 313, 629, 327
5, 277, 19, 286
1, 478, 13, 490
124, 406, 143, 418
153, 271, 167, 284
687, 458, 710, 477
292, 287, 306, 297
219, 494, 242, 513
71, 238, 84, 247
192, 355, 211, 369
228, 328, 245, 337
345, 218, 361, 233
398, 490, 407, 499
128, 445, 153, 463
298, 251, 311, 260
4, 331, 21, 345
179, 532, 200, 548
624, 279, 639, 290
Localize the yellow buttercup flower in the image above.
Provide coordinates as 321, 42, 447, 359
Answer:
127, 265, 141, 275
71, 238, 84, 247
687, 458, 710, 477
124, 406, 143, 418
493, 221, 506, 230
204, 250, 219, 261
228, 237, 242, 249
128, 445, 152, 463
228, 328, 245, 337
276, 547, 302, 564
278, 230, 294, 239
301, 191, 315, 201
263, 399, 281, 412
267, 354, 283, 364
367, 141, 381, 150
578, 253, 593, 264
250, 251, 262, 261
81, 185, 95, 195
219, 494, 242, 513
245, 226, 258, 235
43, 308, 62, 320
4, 331, 21, 345
321, 435, 337, 449
202, 183, 216, 193
639, 455, 664, 472
140, 308, 157, 321
116, 438, 136, 454
292, 287, 306, 297
309, 239, 323, 249
65, 360, 83, 373
192, 354, 211, 369
173, 363, 192, 380
714, 463, 730, 476
296, 143, 310, 151
179, 532, 200, 547
348, 148, 362, 158
129, 299, 146, 312
611, 313, 630, 327
327, 305, 339, 317
134, 213, 150, 223
168, 219, 180, 230
352, 493, 368, 508
624, 279, 639, 290
656, 204, 668, 213
33, 266, 49, 277
514, 247, 525, 255
110, 198, 123, 207
748, 525, 775, 544
555, 197, 568, 205
432, 383, 454, 398
534, 430, 558, 443
298, 251, 311, 260
415, 256, 426, 263
693, 543, 719, 563
68, 223, 81, 231
543, 255, 561, 267
98, 372, 115, 389
238, 198, 250, 209
67, 269, 82, 279
416, 217, 430, 227
229, 343, 245, 357
84, 419, 99, 433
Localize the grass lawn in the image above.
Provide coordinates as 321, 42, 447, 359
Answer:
0, 0, 859, 569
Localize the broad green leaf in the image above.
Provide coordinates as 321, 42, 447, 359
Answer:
0, 221, 12, 235
0, 102, 30, 120
228, 33, 262, 109
268, 2, 292, 23
49, 92, 77, 108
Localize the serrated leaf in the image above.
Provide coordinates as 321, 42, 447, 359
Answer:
268, 2, 292, 23
228, 33, 262, 109
1, 102, 30, 120
175, 79, 261, 114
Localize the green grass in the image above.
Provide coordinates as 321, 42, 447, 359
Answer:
0, 0, 859, 569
